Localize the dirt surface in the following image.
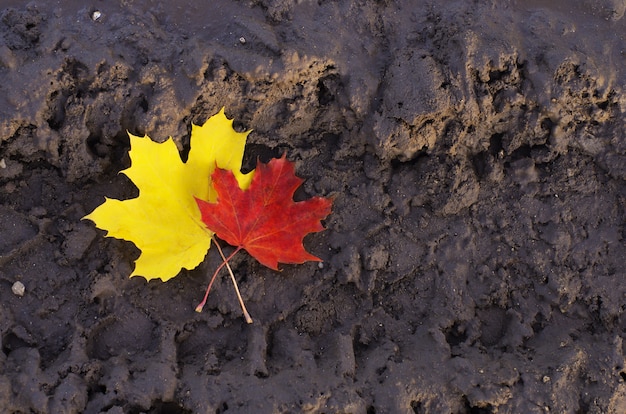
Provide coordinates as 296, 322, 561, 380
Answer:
1, 0, 625, 413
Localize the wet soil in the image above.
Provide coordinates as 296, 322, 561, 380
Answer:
0, 1, 625, 413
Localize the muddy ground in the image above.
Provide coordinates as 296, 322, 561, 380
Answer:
0, 0, 625, 413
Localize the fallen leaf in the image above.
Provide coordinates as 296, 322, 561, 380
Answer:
84, 109, 253, 281
196, 154, 332, 270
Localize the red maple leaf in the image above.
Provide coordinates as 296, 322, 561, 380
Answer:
196, 154, 332, 270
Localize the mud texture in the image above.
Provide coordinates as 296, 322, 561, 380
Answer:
1, 1, 625, 413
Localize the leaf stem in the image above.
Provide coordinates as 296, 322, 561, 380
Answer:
195, 238, 253, 324
195, 246, 239, 313
213, 239, 253, 324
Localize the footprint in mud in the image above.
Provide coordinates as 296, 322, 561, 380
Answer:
87, 308, 158, 360
0, 206, 40, 270
175, 322, 248, 374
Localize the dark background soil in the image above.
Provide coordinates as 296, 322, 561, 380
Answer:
1, 1, 625, 413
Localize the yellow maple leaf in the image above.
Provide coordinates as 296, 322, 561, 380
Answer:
84, 108, 253, 281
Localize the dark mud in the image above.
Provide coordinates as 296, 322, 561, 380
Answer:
1, 1, 625, 413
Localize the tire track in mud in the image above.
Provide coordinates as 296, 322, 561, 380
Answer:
0, 1, 624, 413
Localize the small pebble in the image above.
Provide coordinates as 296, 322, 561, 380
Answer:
239, 36, 246, 44
91, 10, 102, 21
0, 158, 5, 168
12, 281, 25, 297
